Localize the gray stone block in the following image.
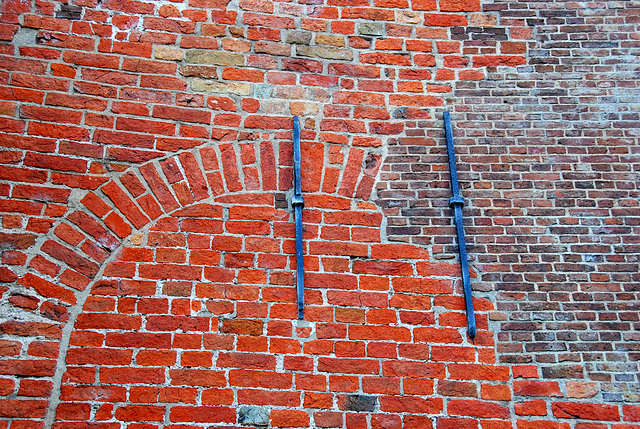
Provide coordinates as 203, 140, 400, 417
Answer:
358, 22, 383, 36
344, 395, 377, 412
238, 406, 270, 427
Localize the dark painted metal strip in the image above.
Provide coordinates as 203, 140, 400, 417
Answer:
444, 111, 476, 339
292, 116, 305, 319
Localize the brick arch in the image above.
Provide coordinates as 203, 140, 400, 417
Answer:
6, 138, 500, 428
0, 0, 530, 331
10, 132, 385, 317
3, 136, 395, 424
48, 159, 499, 428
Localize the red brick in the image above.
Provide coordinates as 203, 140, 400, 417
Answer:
473, 55, 526, 68
514, 400, 547, 416
371, 414, 401, 429
552, 402, 619, 421
363, 377, 401, 394
137, 350, 177, 367
412, 0, 437, 9
237, 388, 301, 406
178, 153, 209, 200
0, 359, 56, 377
382, 361, 445, 378
154, 107, 211, 127
101, 182, 150, 229
437, 418, 477, 429
304, 392, 333, 409
402, 415, 433, 429
140, 163, 180, 212
315, 411, 343, 428
67, 348, 132, 365
431, 346, 475, 362
361, 52, 410, 66
296, 373, 326, 391
114, 405, 165, 422
318, 358, 379, 375
219, 144, 243, 192
448, 364, 509, 381
80, 193, 110, 218
220, 317, 264, 335
217, 352, 274, 370
513, 380, 562, 397
11, 72, 69, 92
18, 273, 76, 305
513, 365, 539, 379
0, 321, 61, 339
22, 105, 82, 127
8, 294, 36, 310
440, 0, 480, 11
424, 13, 467, 26
229, 369, 292, 388
201, 388, 234, 405
76, 313, 141, 330
160, 387, 198, 404
17, 379, 52, 397
404, 378, 435, 395
393, 277, 453, 294
169, 406, 235, 423
100, 367, 164, 384
0, 400, 48, 418
106, 332, 171, 349
349, 326, 410, 342
139, 264, 201, 281
448, 399, 510, 419
0, 378, 14, 395
67, 211, 120, 251
623, 405, 640, 422
128, 386, 158, 403
380, 396, 442, 414
308, 241, 368, 257
516, 422, 570, 429
271, 410, 310, 427
481, 384, 512, 401
327, 375, 357, 392
51, 423, 120, 429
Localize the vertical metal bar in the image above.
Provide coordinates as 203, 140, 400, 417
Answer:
292, 116, 305, 319
444, 111, 476, 339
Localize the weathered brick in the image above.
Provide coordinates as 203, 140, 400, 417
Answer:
169, 406, 235, 423
185, 50, 245, 66
552, 402, 619, 421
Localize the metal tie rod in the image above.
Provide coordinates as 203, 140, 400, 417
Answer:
443, 111, 476, 339
292, 116, 305, 319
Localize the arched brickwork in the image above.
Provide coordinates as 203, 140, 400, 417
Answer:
52, 181, 498, 428
10, 142, 499, 428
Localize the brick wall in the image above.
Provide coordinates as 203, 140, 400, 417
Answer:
0, 0, 638, 427
377, 0, 640, 405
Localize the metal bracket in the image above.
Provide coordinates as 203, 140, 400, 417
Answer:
292, 116, 305, 319
444, 111, 477, 339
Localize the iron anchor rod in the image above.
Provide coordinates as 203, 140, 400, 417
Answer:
292, 116, 305, 319
444, 111, 477, 339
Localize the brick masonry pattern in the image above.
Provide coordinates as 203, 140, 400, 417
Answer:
376, 0, 640, 404
0, 0, 638, 427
